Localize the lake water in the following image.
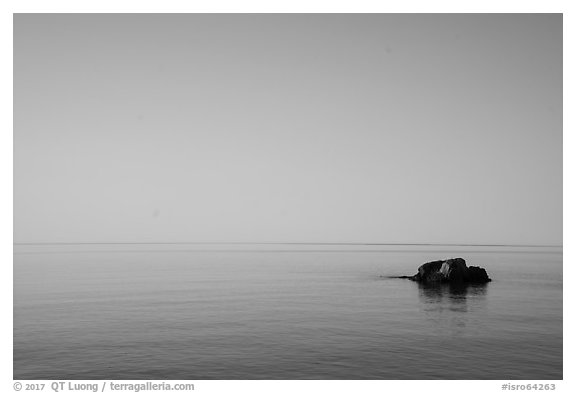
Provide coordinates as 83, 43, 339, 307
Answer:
13, 245, 563, 379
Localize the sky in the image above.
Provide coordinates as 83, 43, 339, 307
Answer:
13, 14, 562, 245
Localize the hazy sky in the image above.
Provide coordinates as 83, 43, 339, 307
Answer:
14, 14, 562, 245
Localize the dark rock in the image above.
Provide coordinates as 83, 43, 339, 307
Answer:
467, 266, 491, 283
401, 258, 491, 284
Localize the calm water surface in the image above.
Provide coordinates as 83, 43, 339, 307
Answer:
14, 246, 562, 379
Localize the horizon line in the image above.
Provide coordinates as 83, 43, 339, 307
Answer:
13, 241, 563, 248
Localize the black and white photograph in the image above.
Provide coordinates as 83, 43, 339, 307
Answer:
11, 10, 565, 384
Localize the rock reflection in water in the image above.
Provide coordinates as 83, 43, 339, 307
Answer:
417, 282, 488, 333
418, 282, 488, 311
